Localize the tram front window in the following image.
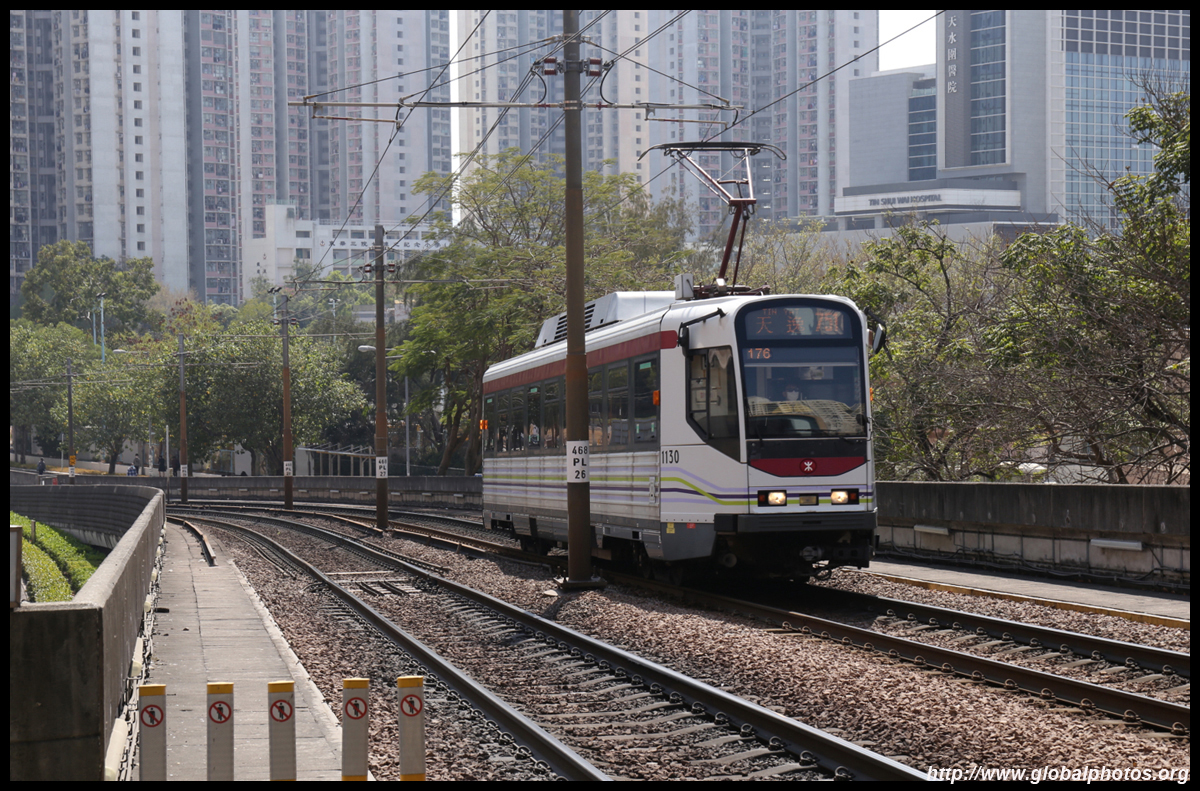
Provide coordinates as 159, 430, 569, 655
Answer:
739, 301, 867, 439
743, 354, 864, 437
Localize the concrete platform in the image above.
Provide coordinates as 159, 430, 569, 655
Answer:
133, 522, 345, 780
865, 559, 1190, 627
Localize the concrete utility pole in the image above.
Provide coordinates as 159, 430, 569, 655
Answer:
562, 9, 604, 590
373, 224, 389, 533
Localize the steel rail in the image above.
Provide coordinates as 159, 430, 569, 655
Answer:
833, 588, 1190, 679
182, 514, 609, 781
607, 572, 1190, 734
188, 511, 927, 780
180, 504, 1189, 733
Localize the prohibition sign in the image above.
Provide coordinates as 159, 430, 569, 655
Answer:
209, 700, 233, 724
271, 699, 294, 723
344, 696, 368, 720
400, 694, 423, 717
141, 704, 165, 728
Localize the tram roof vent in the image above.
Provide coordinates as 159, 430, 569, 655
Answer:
536, 291, 675, 347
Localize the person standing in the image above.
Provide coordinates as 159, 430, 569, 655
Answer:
37, 458, 46, 476
158, 455, 167, 477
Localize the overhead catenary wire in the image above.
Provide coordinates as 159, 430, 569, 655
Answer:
300, 11, 493, 289
706, 10, 945, 142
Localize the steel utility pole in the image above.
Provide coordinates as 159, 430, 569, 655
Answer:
373, 225, 389, 533
562, 9, 604, 590
67, 359, 75, 484
178, 333, 189, 504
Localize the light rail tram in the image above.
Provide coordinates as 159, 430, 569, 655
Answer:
481, 284, 885, 581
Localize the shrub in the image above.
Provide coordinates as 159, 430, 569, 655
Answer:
21, 539, 73, 602
11, 511, 106, 592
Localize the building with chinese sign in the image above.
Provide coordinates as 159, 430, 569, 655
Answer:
824, 9, 1189, 241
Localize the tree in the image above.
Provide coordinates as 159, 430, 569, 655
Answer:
152, 321, 367, 475
20, 240, 159, 331
822, 224, 1025, 481
992, 89, 1190, 483
9, 320, 98, 462
51, 358, 156, 474
398, 149, 693, 473
736, 219, 849, 295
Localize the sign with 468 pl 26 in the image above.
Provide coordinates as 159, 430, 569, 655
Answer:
566, 441, 589, 483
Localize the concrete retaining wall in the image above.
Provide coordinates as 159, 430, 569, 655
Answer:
875, 482, 1189, 583
10, 472, 1188, 581
9, 486, 165, 780
10, 469, 482, 509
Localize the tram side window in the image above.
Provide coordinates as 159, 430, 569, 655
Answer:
633, 357, 659, 443
588, 368, 606, 447
483, 395, 497, 453
496, 391, 510, 453
543, 379, 561, 449
510, 387, 526, 451
527, 385, 542, 448
606, 361, 630, 446
687, 347, 739, 460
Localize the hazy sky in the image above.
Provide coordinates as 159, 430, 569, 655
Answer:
878, 10, 937, 71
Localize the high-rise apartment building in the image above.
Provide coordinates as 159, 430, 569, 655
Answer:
455, 10, 877, 240
317, 11, 452, 230
10, 10, 453, 306
10, 10, 57, 297
9, 11, 192, 298
457, 10, 564, 163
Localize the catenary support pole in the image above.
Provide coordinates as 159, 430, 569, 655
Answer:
178, 334, 189, 503
374, 225, 389, 532
562, 9, 604, 590
281, 295, 295, 508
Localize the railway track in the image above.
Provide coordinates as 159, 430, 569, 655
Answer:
173, 508, 926, 780
173, 503, 1190, 735
609, 572, 1191, 734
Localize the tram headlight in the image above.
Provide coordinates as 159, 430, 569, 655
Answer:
830, 489, 859, 505
757, 490, 788, 507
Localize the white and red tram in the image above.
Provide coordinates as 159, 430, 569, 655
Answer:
482, 289, 881, 580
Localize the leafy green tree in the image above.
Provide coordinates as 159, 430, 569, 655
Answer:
992, 89, 1189, 483
822, 225, 1023, 481
20, 240, 159, 331
51, 358, 156, 474
397, 149, 692, 473
153, 321, 367, 474
9, 320, 98, 462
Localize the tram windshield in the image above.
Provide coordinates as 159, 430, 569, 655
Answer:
739, 302, 866, 439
